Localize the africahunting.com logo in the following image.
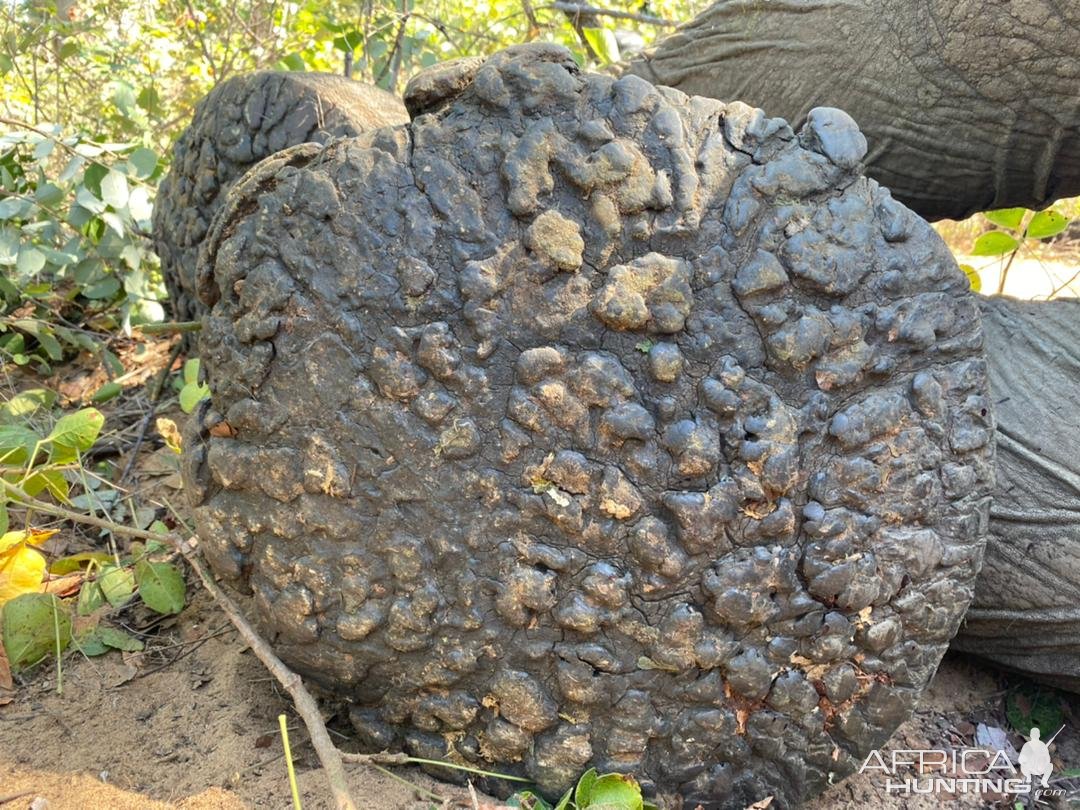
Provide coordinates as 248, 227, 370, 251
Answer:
860, 725, 1068, 802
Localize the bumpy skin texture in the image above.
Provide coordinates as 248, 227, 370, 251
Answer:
152, 71, 408, 323
182, 45, 994, 809
952, 298, 1080, 693
628, 0, 1080, 221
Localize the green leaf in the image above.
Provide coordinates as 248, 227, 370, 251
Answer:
16, 246, 46, 275
91, 381, 123, 403
77, 580, 107, 616
0, 502, 7, 537
576, 768, 600, 806
111, 80, 137, 117
1006, 685, 1064, 738
0, 424, 40, 464
179, 381, 210, 413
279, 53, 306, 71
553, 787, 573, 810
1, 593, 72, 671
582, 27, 620, 64
333, 30, 364, 52
584, 773, 643, 810
21, 470, 69, 502
182, 357, 201, 385
1026, 209, 1071, 240
32, 327, 63, 361
97, 563, 135, 607
0, 388, 55, 421
98, 625, 144, 652
127, 186, 152, 221
32, 139, 54, 161
82, 275, 122, 299
971, 231, 1020, 256
49, 550, 114, 575
46, 407, 104, 452
136, 86, 162, 116
127, 147, 157, 180
35, 182, 65, 207
73, 628, 110, 657
82, 163, 108, 197
100, 170, 129, 209
983, 208, 1026, 231
135, 560, 185, 614
100, 349, 124, 378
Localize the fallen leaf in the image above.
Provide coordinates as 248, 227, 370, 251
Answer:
0, 529, 59, 606
975, 723, 1019, 761
208, 421, 235, 438
43, 572, 84, 598
155, 417, 182, 453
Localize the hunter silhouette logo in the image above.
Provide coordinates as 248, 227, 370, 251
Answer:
1019, 726, 1061, 787
860, 725, 1067, 801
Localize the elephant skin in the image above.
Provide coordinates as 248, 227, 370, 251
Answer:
953, 296, 1080, 692
628, 0, 1080, 221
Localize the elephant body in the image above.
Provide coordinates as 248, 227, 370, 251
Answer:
628, 0, 1080, 221
954, 297, 1080, 691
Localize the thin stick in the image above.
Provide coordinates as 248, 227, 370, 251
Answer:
0, 791, 35, 806
179, 538, 357, 810
280, 713, 303, 810
117, 340, 183, 485
136, 321, 203, 335
52, 596, 63, 695
547, 1, 674, 25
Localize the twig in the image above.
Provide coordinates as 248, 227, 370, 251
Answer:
996, 246, 1020, 295
137, 321, 203, 335
173, 535, 357, 810
0, 791, 35, 806
375, 7, 411, 86
117, 340, 183, 485
546, 1, 674, 26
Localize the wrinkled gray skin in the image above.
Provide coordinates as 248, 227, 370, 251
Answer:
152, 71, 408, 324
181, 44, 995, 809
627, 0, 1080, 222
953, 298, 1080, 693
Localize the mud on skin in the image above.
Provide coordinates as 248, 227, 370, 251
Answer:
181, 45, 995, 809
152, 71, 408, 324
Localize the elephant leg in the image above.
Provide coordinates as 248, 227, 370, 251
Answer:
952, 296, 1080, 692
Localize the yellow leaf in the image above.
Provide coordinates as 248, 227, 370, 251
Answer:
959, 263, 982, 293
0, 529, 58, 606
156, 417, 182, 454
0, 528, 58, 552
